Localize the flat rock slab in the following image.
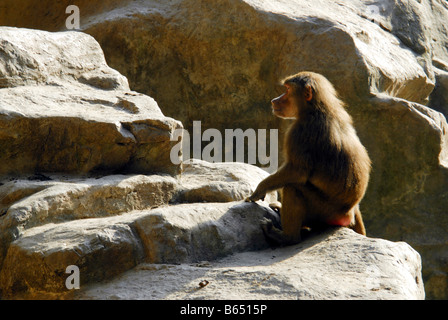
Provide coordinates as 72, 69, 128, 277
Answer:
178, 159, 277, 203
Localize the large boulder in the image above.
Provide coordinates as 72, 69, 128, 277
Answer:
0, 27, 182, 177
78, 0, 443, 125
355, 95, 448, 299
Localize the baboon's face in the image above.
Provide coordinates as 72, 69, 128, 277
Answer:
271, 84, 299, 119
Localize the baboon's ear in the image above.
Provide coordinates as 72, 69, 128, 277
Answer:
304, 84, 313, 102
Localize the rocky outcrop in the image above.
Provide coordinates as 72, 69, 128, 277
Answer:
0, 27, 182, 177
0, 158, 279, 298
0, 186, 424, 300
0, 5, 436, 299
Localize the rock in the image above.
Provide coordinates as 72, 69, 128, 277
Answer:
0, 27, 128, 89
0, 158, 423, 300
0, 215, 145, 298
0, 201, 276, 298
0, 159, 269, 266
0, 174, 177, 273
74, 228, 424, 300
0, 0, 129, 32
4, 0, 437, 112
0, 27, 182, 177
354, 95, 448, 299
80, 0, 437, 130
177, 158, 277, 203
134, 202, 275, 264
0, 175, 177, 227
357, 94, 448, 201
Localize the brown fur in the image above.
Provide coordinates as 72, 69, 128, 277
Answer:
246, 71, 371, 244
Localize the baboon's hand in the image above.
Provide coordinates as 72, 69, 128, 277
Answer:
245, 190, 266, 202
